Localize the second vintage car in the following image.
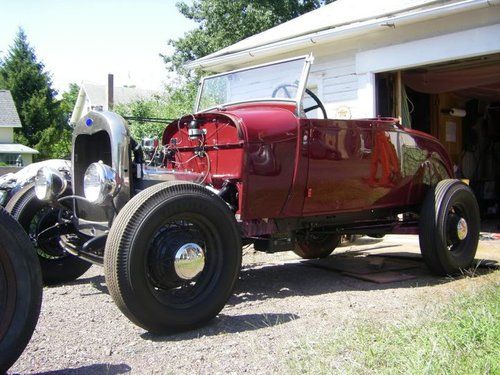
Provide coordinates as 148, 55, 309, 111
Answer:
8, 55, 480, 333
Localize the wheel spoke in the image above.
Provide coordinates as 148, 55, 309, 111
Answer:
146, 216, 220, 308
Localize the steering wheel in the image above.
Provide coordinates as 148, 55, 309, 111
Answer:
271, 84, 327, 119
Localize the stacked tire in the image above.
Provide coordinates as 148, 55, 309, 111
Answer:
0, 209, 42, 373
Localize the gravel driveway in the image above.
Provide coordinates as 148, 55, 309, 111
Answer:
10, 235, 500, 374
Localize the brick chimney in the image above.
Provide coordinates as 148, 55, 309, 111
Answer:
106, 73, 114, 111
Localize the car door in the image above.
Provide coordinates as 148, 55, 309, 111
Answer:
302, 119, 404, 215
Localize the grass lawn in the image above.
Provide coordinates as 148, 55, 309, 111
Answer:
287, 273, 500, 374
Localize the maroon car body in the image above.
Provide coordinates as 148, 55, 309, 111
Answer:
159, 101, 452, 236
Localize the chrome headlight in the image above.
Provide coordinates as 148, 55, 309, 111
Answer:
35, 167, 67, 201
0, 190, 8, 206
83, 162, 120, 205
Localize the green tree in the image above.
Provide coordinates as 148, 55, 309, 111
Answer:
115, 81, 198, 141
111, 1, 338, 142
35, 126, 72, 159
0, 28, 59, 147
34, 83, 79, 159
165, 0, 335, 75
59, 83, 80, 122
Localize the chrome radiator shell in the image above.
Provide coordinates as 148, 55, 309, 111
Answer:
72, 111, 131, 220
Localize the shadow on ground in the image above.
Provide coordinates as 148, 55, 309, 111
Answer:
229, 252, 498, 306
33, 363, 131, 375
340, 236, 385, 247
53, 247, 498, 342
61, 250, 498, 307
56, 275, 109, 295
141, 312, 299, 342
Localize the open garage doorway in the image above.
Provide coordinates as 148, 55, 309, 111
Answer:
376, 53, 500, 225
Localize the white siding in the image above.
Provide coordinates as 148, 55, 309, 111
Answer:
21, 153, 33, 165
227, 61, 304, 101
308, 53, 375, 119
85, 97, 92, 113
0, 127, 14, 143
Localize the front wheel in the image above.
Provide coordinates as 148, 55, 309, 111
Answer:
419, 179, 480, 275
6, 184, 91, 284
104, 182, 242, 334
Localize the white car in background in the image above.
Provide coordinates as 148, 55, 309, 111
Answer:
0, 160, 70, 206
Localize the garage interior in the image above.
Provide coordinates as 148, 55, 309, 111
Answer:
376, 53, 500, 229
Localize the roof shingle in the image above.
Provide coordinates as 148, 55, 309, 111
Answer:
82, 83, 157, 107
0, 90, 22, 128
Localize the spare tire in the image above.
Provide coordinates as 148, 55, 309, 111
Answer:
0, 208, 42, 373
294, 232, 341, 259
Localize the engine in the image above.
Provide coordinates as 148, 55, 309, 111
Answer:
159, 113, 244, 188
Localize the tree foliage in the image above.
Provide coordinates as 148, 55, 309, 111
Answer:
59, 83, 80, 122
0, 29, 76, 160
35, 126, 73, 159
35, 83, 79, 159
164, 0, 335, 74
114, 81, 198, 141
0, 28, 59, 146
122, 1, 336, 140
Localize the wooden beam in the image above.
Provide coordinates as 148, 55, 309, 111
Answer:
395, 70, 402, 122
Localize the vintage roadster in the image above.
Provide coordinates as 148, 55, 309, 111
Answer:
7, 55, 480, 333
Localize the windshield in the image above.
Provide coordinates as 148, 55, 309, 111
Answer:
196, 56, 311, 112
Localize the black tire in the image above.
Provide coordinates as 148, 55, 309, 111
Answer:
104, 181, 242, 334
0, 208, 42, 373
6, 184, 91, 285
340, 234, 360, 246
293, 232, 341, 259
419, 179, 480, 275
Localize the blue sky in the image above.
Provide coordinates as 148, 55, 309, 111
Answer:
0, 0, 196, 93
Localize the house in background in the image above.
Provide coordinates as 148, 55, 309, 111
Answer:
0, 90, 38, 166
70, 75, 157, 125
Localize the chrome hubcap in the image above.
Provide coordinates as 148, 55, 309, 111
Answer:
174, 243, 205, 280
456, 218, 468, 241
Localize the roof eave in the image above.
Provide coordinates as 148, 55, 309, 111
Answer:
0, 147, 39, 154
185, 0, 494, 71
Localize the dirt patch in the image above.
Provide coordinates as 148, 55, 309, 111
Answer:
10, 235, 500, 374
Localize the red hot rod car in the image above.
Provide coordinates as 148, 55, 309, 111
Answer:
7, 55, 479, 333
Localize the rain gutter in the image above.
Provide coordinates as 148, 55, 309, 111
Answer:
185, 0, 499, 70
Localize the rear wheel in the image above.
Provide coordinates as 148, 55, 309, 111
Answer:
340, 234, 360, 246
0, 208, 42, 373
293, 231, 341, 259
104, 182, 242, 334
6, 184, 91, 284
419, 179, 480, 275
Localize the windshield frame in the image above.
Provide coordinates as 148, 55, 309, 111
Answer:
194, 54, 314, 114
